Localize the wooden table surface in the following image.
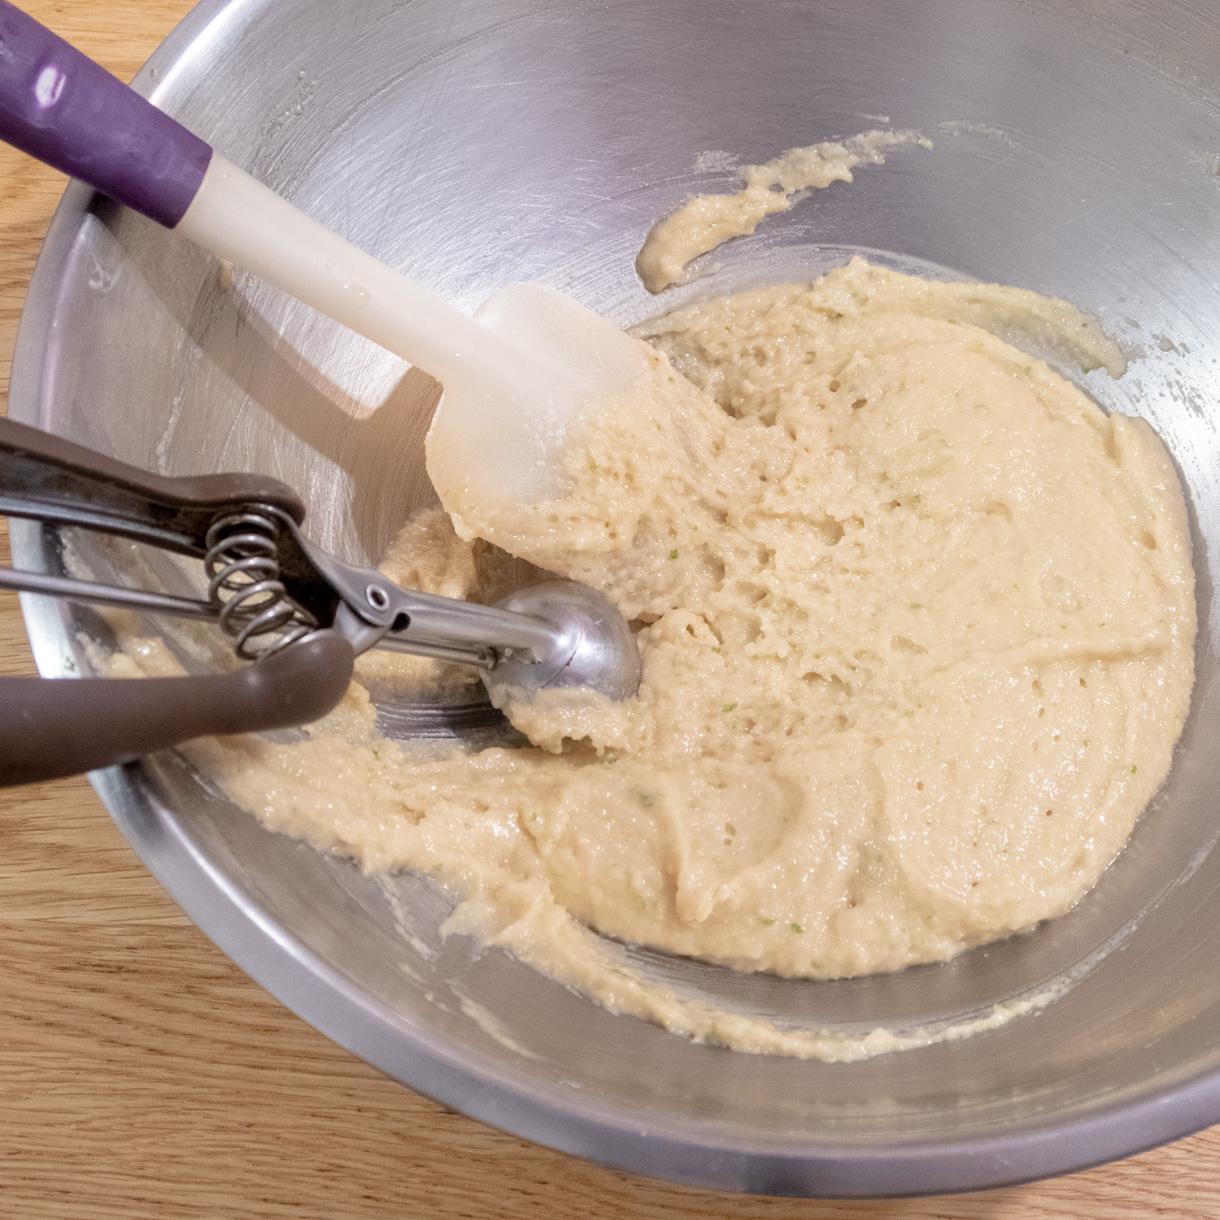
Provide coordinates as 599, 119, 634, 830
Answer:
1, 3, 1218, 1216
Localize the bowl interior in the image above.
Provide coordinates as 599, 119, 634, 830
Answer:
13, 0, 1220, 1196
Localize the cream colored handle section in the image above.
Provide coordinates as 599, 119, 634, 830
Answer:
176, 155, 525, 391
178, 157, 650, 508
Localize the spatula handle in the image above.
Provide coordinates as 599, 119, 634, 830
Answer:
0, 3, 537, 406
0, 0, 212, 226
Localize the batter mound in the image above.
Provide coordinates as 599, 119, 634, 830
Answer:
182, 258, 1194, 1057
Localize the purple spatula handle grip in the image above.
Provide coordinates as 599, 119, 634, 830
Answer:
0, 1, 212, 227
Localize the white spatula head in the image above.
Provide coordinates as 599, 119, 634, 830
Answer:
425, 283, 648, 513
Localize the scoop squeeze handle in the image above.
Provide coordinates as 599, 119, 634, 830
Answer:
0, 631, 355, 788
0, 0, 212, 226
0, 415, 306, 555
0, 416, 353, 789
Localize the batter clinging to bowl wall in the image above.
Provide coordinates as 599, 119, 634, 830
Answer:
117, 133, 1195, 1060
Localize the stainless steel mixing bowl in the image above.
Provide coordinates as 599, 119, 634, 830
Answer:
11, 0, 1220, 1197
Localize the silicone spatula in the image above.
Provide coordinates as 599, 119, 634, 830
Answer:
0, 2, 648, 508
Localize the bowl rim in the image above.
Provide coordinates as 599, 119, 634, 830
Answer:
10, 0, 1220, 1196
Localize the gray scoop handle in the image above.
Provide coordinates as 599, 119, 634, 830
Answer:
0, 415, 306, 553
0, 631, 354, 788
0, 418, 353, 788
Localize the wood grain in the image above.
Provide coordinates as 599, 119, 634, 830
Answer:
1, 2, 1218, 1216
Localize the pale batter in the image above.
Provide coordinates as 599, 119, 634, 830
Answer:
129, 257, 1194, 1060
635, 130, 930, 292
